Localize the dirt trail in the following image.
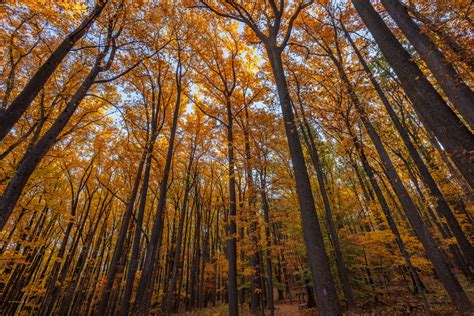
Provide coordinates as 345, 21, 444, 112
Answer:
272, 304, 317, 316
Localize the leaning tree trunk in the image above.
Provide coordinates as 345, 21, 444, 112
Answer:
134, 64, 183, 314
298, 110, 357, 311
118, 137, 156, 316
162, 149, 195, 315
59, 193, 111, 315
352, 0, 474, 190
352, 133, 431, 315
341, 23, 474, 267
405, 5, 474, 72
265, 42, 341, 315
0, 50, 107, 230
381, 0, 474, 129
95, 148, 146, 315
0, 0, 107, 141
291, 81, 356, 310
334, 51, 471, 311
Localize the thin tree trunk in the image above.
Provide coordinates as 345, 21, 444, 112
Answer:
119, 141, 155, 316
334, 50, 471, 310
341, 23, 474, 267
352, 133, 431, 315
135, 58, 183, 313
0, 1, 107, 141
162, 151, 195, 314
381, 0, 474, 129
61, 194, 111, 315
260, 174, 275, 316
264, 43, 341, 315
293, 91, 357, 311
225, 96, 239, 316
352, 0, 474, 190
95, 149, 147, 315
243, 104, 263, 314
0, 46, 110, 230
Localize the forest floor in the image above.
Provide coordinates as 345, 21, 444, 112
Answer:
176, 278, 474, 315
175, 304, 315, 316
176, 300, 465, 315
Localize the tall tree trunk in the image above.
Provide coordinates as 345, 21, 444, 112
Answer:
162, 151, 195, 314
0, 47, 109, 230
135, 60, 183, 313
95, 149, 146, 315
118, 140, 155, 316
341, 23, 474, 267
260, 173, 275, 316
351, 133, 431, 315
243, 104, 263, 314
60, 194, 111, 315
333, 50, 471, 310
264, 43, 341, 315
225, 96, 239, 316
352, 0, 474, 189
190, 187, 202, 310
405, 4, 474, 72
293, 91, 357, 311
381, 0, 474, 129
39, 216, 75, 315
0, 1, 107, 141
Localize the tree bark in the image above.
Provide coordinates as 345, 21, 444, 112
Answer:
381, 0, 474, 129
224, 96, 239, 316
352, 0, 474, 190
95, 148, 146, 315
352, 135, 431, 315
162, 150, 195, 314
265, 42, 341, 315
293, 85, 357, 311
0, 1, 107, 141
341, 23, 474, 268
134, 60, 183, 313
0, 49, 107, 230
260, 172, 275, 316
243, 104, 263, 314
119, 140, 155, 316
334, 51, 471, 310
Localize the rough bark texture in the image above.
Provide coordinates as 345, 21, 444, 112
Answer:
341, 22, 474, 268
381, 0, 474, 129
265, 43, 341, 316
352, 0, 474, 190
0, 52, 106, 230
0, 1, 107, 141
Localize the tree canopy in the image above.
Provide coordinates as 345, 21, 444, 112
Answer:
0, 0, 473, 315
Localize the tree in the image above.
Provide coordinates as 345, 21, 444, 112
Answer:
352, 0, 474, 190
0, 5, 124, 230
1, 1, 472, 314
381, 0, 474, 129
197, 1, 341, 313
0, 1, 108, 141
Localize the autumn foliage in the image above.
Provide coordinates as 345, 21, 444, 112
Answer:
0, 0, 473, 315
